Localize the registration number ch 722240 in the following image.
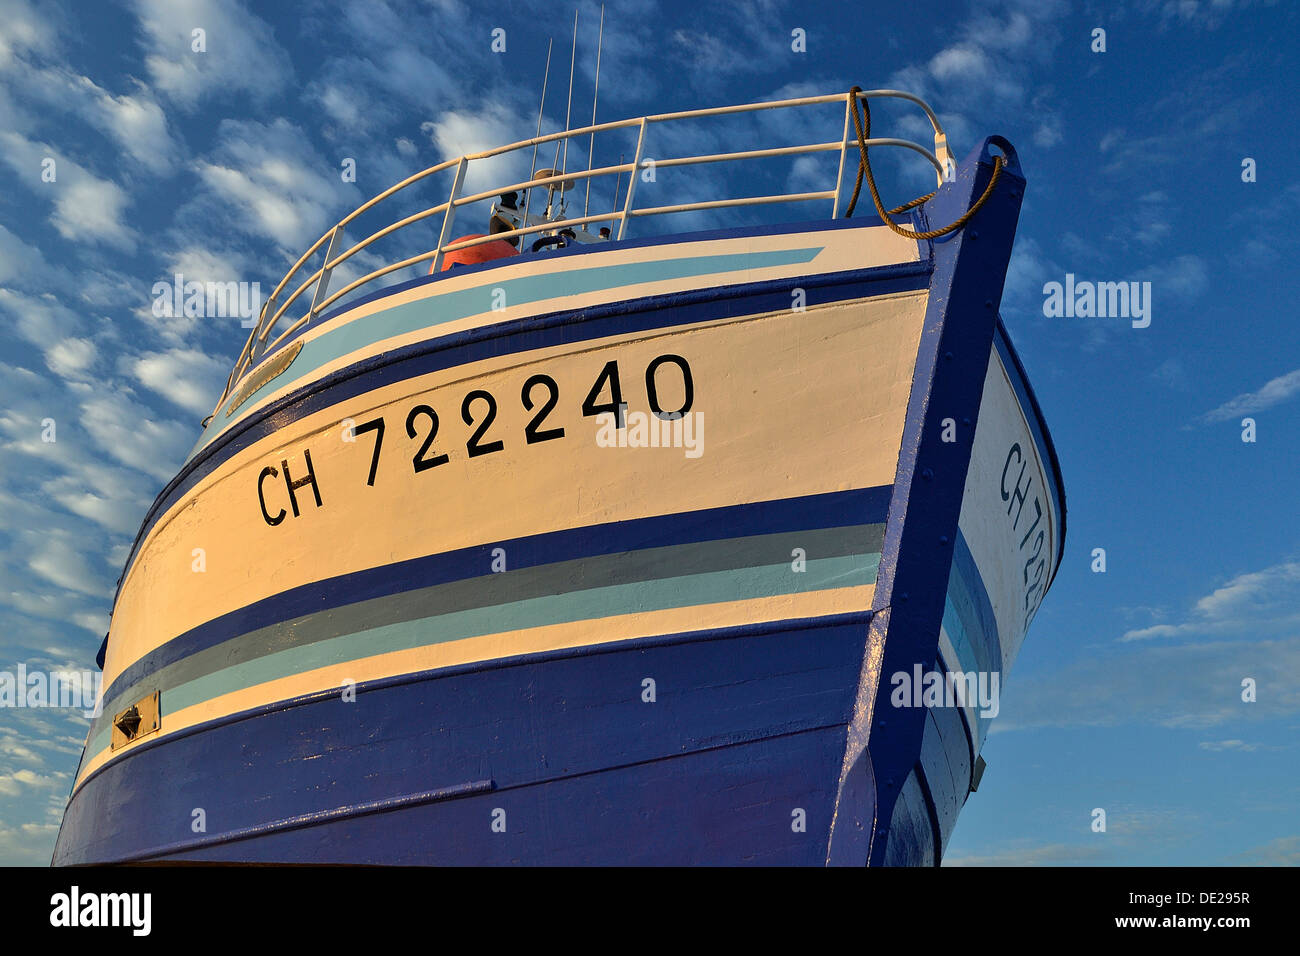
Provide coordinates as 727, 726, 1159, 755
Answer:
253, 353, 696, 527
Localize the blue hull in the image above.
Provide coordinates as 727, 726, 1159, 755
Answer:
57, 616, 875, 865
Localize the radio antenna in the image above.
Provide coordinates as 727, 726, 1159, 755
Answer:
528, 39, 553, 174
553, 9, 578, 187
582, 5, 605, 220
522, 38, 553, 238
610, 151, 623, 233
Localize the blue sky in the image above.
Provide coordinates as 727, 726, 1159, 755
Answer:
0, 0, 1296, 866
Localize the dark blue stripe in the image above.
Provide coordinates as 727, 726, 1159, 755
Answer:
112, 259, 930, 614
101, 486, 892, 710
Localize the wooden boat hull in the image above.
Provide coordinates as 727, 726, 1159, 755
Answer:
55, 139, 1063, 865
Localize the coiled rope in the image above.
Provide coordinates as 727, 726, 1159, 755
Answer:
844, 85, 1004, 240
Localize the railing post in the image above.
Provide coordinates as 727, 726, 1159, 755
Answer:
308, 224, 344, 320
832, 93, 853, 219
252, 292, 277, 360
617, 118, 648, 240
431, 158, 468, 273
933, 132, 954, 188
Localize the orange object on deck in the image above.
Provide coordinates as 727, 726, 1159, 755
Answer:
431, 235, 519, 273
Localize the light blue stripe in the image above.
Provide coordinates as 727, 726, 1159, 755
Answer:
940, 532, 1003, 751
940, 596, 993, 749
941, 597, 981, 676
89, 551, 877, 757
195, 247, 825, 457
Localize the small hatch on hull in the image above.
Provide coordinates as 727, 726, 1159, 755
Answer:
111, 691, 160, 751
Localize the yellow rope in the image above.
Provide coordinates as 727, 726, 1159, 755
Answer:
844, 85, 1003, 240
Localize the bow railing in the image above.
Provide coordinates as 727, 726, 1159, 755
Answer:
206, 89, 951, 425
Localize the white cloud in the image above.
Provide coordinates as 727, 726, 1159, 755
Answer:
1201, 368, 1300, 423
1195, 562, 1300, 618
0, 0, 58, 70
930, 45, 993, 83
67, 73, 181, 175
0, 131, 136, 249
965, 8, 1039, 52
71, 610, 109, 635
77, 269, 141, 311
192, 118, 349, 252
314, 84, 369, 131
10, 769, 57, 788
165, 244, 251, 288
1032, 117, 1064, 148
44, 338, 96, 380
1151, 357, 1190, 390
0, 736, 39, 761
44, 469, 149, 536
2, 60, 182, 176
0, 224, 57, 287
571, 0, 660, 107
131, 0, 292, 108
78, 390, 193, 482
1120, 560, 1300, 641
1119, 623, 1183, 642
339, 0, 457, 100
1141, 0, 1265, 30
55, 177, 134, 248
422, 103, 531, 196
0, 821, 59, 865
0, 0, 181, 175
129, 347, 228, 416
997, 635, 1300, 731
1228, 836, 1300, 866
1138, 253, 1208, 299
1002, 234, 1057, 315
991, 557, 1300, 730
26, 532, 114, 598
915, 1, 1069, 116
945, 842, 1109, 866
0, 289, 84, 345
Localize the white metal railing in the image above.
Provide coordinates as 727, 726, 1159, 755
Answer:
207, 89, 951, 423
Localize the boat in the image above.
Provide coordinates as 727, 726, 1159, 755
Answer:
53, 84, 1065, 866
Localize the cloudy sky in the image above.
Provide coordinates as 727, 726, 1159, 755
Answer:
0, 0, 1296, 866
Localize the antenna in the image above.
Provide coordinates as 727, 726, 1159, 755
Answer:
528, 39, 553, 178
522, 39, 553, 240
552, 8, 578, 197
610, 151, 623, 233
583, 4, 605, 220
